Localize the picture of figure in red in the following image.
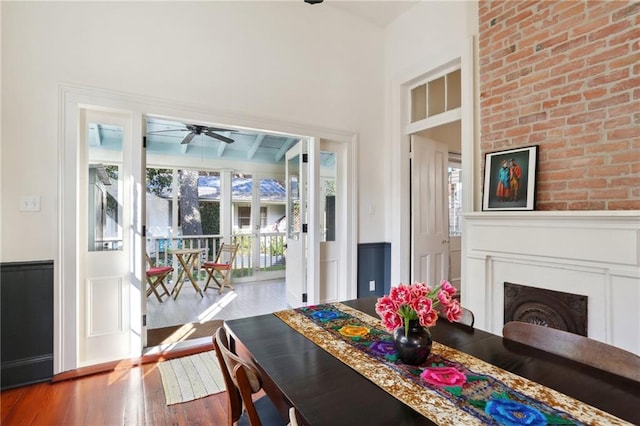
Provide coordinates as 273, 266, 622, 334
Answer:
509, 159, 522, 201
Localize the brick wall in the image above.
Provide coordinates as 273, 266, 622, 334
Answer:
478, 0, 639, 210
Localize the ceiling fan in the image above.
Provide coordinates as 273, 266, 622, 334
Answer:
148, 123, 235, 144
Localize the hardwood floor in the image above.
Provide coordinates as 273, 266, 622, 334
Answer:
1, 359, 228, 425
1, 280, 288, 425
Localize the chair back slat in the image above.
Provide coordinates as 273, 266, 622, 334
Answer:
503, 321, 640, 382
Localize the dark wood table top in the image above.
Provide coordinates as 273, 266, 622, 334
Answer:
225, 297, 640, 426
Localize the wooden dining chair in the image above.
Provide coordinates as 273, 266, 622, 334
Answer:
503, 321, 640, 382
213, 326, 287, 426
145, 253, 173, 302
203, 243, 239, 294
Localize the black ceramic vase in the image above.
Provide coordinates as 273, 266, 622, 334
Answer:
393, 319, 432, 365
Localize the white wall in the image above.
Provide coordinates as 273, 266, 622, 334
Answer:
1, 1, 386, 261
382, 0, 478, 281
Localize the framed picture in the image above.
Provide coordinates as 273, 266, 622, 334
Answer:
483, 145, 538, 211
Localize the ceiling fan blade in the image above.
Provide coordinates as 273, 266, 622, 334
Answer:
181, 132, 196, 144
204, 131, 234, 144
147, 128, 189, 134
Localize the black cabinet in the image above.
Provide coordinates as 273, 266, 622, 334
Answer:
357, 243, 391, 298
1, 260, 54, 390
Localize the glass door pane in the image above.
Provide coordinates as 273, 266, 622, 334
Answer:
258, 177, 286, 274
232, 173, 253, 279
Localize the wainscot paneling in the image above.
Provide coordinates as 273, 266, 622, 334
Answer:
357, 243, 391, 298
462, 212, 640, 355
1, 260, 54, 389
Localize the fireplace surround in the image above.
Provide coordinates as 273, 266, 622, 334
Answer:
462, 211, 640, 355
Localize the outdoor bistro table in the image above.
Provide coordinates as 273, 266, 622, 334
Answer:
169, 248, 204, 299
225, 297, 640, 426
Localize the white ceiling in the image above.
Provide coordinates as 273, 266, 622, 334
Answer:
326, 0, 420, 28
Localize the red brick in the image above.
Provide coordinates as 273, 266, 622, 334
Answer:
590, 189, 630, 199
550, 103, 586, 118
552, 191, 590, 201
567, 110, 606, 124
609, 52, 639, 69
588, 93, 630, 110
587, 68, 630, 87
604, 116, 632, 129
532, 118, 566, 131
568, 177, 607, 188
612, 2, 640, 21
610, 27, 640, 46
586, 44, 631, 66
611, 150, 640, 163
552, 35, 588, 55
583, 88, 607, 100
587, 164, 631, 177
571, 15, 610, 38
537, 202, 569, 211
569, 64, 607, 82
586, 141, 629, 154
608, 200, 640, 209
567, 201, 607, 209
611, 77, 640, 93
568, 40, 608, 61
589, 21, 631, 43
533, 76, 566, 92
608, 127, 640, 140
568, 133, 602, 146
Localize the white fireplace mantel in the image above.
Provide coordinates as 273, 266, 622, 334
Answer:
462, 211, 640, 355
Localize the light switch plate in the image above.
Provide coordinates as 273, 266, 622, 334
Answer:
20, 195, 41, 212
369, 280, 376, 291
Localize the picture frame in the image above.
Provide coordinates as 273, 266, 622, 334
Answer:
483, 145, 538, 211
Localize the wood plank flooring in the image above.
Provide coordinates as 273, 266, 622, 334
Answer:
1, 360, 228, 425
1, 280, 288, 425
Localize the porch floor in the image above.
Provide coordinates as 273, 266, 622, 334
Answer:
147, 278, 288, 329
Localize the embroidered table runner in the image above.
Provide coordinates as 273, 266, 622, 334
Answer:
274, 303, 631, 426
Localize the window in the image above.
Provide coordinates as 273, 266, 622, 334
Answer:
448, 160, 462, 237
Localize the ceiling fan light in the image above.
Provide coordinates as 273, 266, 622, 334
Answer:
304, 0, 323, 4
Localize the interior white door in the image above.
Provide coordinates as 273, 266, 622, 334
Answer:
79, 109, 133, 365
319, 139, 344, 303
411, 135, 449, 285
285, 141, 307, 307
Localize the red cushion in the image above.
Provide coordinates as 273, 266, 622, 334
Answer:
203, 262, 231, 269
147, 266, 173, 276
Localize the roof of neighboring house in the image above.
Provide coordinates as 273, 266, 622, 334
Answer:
197, 176, 285, 201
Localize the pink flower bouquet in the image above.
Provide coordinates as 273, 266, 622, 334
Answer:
375, 280, 462, 337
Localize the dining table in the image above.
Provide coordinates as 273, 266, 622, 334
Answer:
224, 296, 640, 426
169, 247, 204, 299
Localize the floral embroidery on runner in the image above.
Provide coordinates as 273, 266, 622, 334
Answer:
274, 303, 632, 426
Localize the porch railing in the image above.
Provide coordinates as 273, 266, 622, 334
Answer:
146, 232, 286, 280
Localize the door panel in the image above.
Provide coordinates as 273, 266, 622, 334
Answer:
411, 135, 449, 285
319, 140, 343, 303
80, 110, 132, 365
285, 141, 306, 307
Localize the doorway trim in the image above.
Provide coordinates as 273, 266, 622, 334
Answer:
388, 37, 476, 288
58, 83, 357, 372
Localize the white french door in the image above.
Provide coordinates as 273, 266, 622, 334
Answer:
78, 109, 137, 365
285, 140, 307, 307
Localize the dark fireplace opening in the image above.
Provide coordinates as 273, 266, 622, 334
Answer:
504, 282, 588, 336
